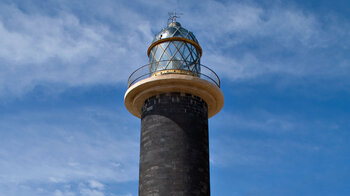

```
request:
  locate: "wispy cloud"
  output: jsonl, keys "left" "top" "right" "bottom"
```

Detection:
{"left": 0, "top": 0, "right": 349, "bottom": 96}
{"left": 0, "top": 2, "right": 152, "bottom": 97}
{"left": 88, "top": 180, "right": 104, "bottom": 190}
{"left": 210, "top": 109, "right": 348, "bottom": 168}
{"left": 182, "top": 1, "right": 350, "bottom": 81}
{"left": 0, "top": 105, "right": 139, "bottom": 195}
{"left": 79, "top": 181, "right": 105, "bottom": 196}
{"left": 54, "top": 189, "right": 76, "bottom": 196}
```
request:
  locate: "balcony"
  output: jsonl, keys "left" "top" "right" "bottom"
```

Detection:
{"left": 127, "top": 60, "right": 221, "bottom": 88}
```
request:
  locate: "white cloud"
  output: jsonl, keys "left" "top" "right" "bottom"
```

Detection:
{"left": 54, "top": 189, "right": 76, "bottom": 196}
{"left": 0, "top": 106, "right": 139, "bottom": 185}
{"left": 80, "top": 188, "right": 105, "bottom": 196}
{"left": 112, "top": 194, "right": 133, "bottom": 196}
{"left": 0, "top": 0, "right": 348, "bottom": 96}
{"left": 79, "top": 182, "right": 105, "bottom": 196}
{"left": 0, "top": 3, "right": 152, "bottom": 97}
{"left": 53, "top": 181, "right": 107, "bottom": 196}
{"left": 209, "top": 109, "right": 342, "bottom": 168}
{"left": 183, "top": 1, "right": 320, "bottom": 46}
{"left": 180, "top": 1, "right": 350, "bottom": 81}
{"left": 0, "top": 11, "right": 102, "bottom": 64}
{"left": 212, "top": 110, "right": 299, "bottom": 135}
{"left": 88, "top": 180, "right": 104, "bottom": 190}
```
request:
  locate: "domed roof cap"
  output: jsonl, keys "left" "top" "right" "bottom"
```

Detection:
{"left": 152, "top": 21, "right": 199, "bottom": 44}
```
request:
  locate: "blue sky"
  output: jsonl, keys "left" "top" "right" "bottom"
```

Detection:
{"left": 0, "top": 0, "right": 349, "bottom": 195}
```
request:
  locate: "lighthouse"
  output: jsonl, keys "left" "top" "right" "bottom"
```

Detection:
{"left": 124, "top": 15, "right": 224, "bottom": 196}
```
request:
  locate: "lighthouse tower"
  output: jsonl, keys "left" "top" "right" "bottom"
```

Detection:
{"left": 124, "top": 16, "right": 224, "bottom": 196}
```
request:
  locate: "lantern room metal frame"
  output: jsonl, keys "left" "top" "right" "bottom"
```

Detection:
{"left": 148, "top": 21, "right": 202, "bottom": 75}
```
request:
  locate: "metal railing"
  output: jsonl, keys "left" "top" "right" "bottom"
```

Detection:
{"left": 127, "top": 61, "right": 221, "bottom": 88}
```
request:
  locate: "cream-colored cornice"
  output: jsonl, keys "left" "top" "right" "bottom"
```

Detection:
{"left": 124, "top": 74, "right": 224, "bottom": 119}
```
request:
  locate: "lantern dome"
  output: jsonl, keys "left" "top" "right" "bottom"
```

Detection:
{"left": 151, "top": 22, "right": 199, "bottom": 43}
{"left": 147, "top": 21, "right": 202, "bottom": 75}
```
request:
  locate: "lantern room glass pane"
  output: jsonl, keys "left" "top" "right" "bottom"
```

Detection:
{"left": 149, "top": 41, "right": 200, "bottom": 74}
{"left": 167, "top": 43, "right": 177, "bottom": 58}
{"left": 153, "top": 48, "right": 162, "bottom": 62}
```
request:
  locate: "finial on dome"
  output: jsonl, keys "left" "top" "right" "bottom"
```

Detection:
{"left": 168, "top": 11, "right": 183, "bottom": 25}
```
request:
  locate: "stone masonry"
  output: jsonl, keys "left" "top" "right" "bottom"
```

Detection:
{"left": 140, "top": 92, "right": 210, "bottom": 196}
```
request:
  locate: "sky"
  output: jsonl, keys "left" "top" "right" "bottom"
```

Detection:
{"left": 0, "top": 0, "right": 349, "bottom": 195}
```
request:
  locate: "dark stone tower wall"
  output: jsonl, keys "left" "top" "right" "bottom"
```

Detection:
{"left": 140, "top": 92, "right": 210, "bottom": 196}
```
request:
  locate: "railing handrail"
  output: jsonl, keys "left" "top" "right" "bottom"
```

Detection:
{"left": 127, "top": 60, "right": 221, "bottom": 88}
